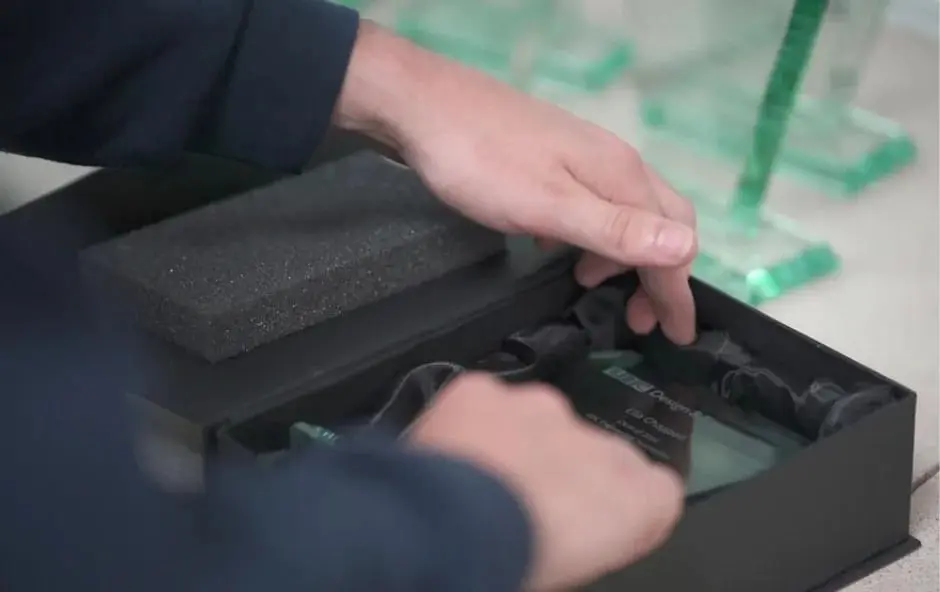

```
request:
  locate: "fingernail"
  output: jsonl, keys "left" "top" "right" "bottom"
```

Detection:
{"left": 655, "top": 224, "right": 695, "bottom": 263}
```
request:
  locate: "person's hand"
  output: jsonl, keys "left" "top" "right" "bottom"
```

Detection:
{"left": 336, "top": 22, "right": 698, "bottom": 344}
{"left": 409, "top": 373, "right": 684, "bottom": 591}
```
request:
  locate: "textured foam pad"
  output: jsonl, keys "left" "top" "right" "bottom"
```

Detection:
{"left": 81, "top": 153, "right": 506, "bottom": 362}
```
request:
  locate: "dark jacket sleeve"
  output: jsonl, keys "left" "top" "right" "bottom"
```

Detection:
{"left": 0, "top": 0, "right": 534, "bottom": 585}
{"left": 0, "top": 221, "right": 532, "bottom": 591}
{"left": 0, "top": 0, "right": 357, "bottom": 171}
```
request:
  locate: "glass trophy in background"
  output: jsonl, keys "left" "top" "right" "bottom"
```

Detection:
{"left": 781, "top": 0, "right": 917, "bottom": 194}
{"left": 393, "top": 0, "right": 632, "bottom": 94}
{"left": 635, "top": 0, "right": 915, "bottom": 196}
{"left": 524, "top": 0, "right": 633, "bottom": 96}
{"left": 629, "top": 0, "right": 840, "bottom": 305}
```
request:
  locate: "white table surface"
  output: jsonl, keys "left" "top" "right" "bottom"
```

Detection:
{"left": 1, "top": 19, "right": 937, "bottom": 592}
{"left": 847, "top": 473, "right": 939, "bottom": 592}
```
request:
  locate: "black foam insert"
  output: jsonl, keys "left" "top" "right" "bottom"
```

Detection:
{"left": 80, "top": 153, "right": 506, "bottom": 362}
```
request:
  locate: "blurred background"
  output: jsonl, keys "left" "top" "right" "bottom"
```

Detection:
{"left": 1, "top": 0, "right": 937, "bottom": 589}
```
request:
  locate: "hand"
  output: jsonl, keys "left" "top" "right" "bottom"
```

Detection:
{"left": 336, "top": 22, "right": 698, "bottom": 344}
{"left": 409, "top": 373, "right": 684, "bottom": 591}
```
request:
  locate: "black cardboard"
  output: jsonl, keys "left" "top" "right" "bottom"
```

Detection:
{"left": 3, "top": 145, "right": 919, "bottom": 592}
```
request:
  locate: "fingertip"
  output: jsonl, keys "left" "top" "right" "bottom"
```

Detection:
{"left": 654, "top": 223, "right": 697, "bottom": 266}
{"left": 626, "top": 292, "right": 657, "bottom": 335}
{"left": 662, "top": 321, "right": 697, "bottom": 346}
{"left": 644, "top": 465, "right": 685, "bottom": 544}
{"left": 660, "top": 298, "right": 697, "bottom": 345}
{"left": 647, "top": 276, "right": 697, "bottom": 345}
{"left": 574, "top": 255, "right": 601, "bottom": 288}
{"left": 651, "top": 464, "right": 685, "bottom": 520}
{"left": 621, "top": 463, "right": 684, "bottom": 560}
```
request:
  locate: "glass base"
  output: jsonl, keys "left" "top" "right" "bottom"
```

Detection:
{"left": 394, "top": 3, "right": 630, "bottom": 91}
{"left": 690, "top": 194, "right": 840, "bottom": 305}
{"left": 532, "top": 20, "right": 632, "bottom": 92}
{"left": 640, "top": 82, "right": 916, "bottom": 196}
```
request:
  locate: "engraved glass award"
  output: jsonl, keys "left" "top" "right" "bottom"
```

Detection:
{"left": 549, "top": 350, "right": 808, "bottom": 498}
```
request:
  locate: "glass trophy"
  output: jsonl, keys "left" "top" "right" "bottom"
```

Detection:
{"left": 630, "top": 0, "right": 840, "bottom": 304}
{"left": 526, "top": 0, "right": 633, "bottom": 95}
{"left": 549, "top": 350, "right": 809, "bottom": 499}
{"left": 393, "top": 0, "right": 631, "bottom": 93}
{"left": 634, "top": 0, "right": 915, "bottom": 196}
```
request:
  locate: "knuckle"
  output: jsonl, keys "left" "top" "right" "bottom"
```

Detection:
{"left": 519, "top": 175, "right": 573, "bottom": 235}
{"left": 620, "top": 143, "right": 643, "bottom": 170}
{"left": 603, "top": 208, "right": 646, "bottom": 256}
{"left": 602, "top": 132, "right": 641, "bottom": 168}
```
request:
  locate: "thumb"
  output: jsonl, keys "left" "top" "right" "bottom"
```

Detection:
{"left": 547, "top": 190, "right": 697, "bottom": 267}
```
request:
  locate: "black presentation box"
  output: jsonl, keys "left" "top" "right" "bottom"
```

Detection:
{"left": 2, "top": 142, "right": 919, "bottom": 592}
{"left": 211, "top": 252, "right": 920, "bottom": 592}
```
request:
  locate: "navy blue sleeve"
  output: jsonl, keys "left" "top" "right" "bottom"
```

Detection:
{"left": 0, "top": 222, "right": 532, "bottom": 591}
{"left": 0, "top": 0, "right": 358, "bottom": 171}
